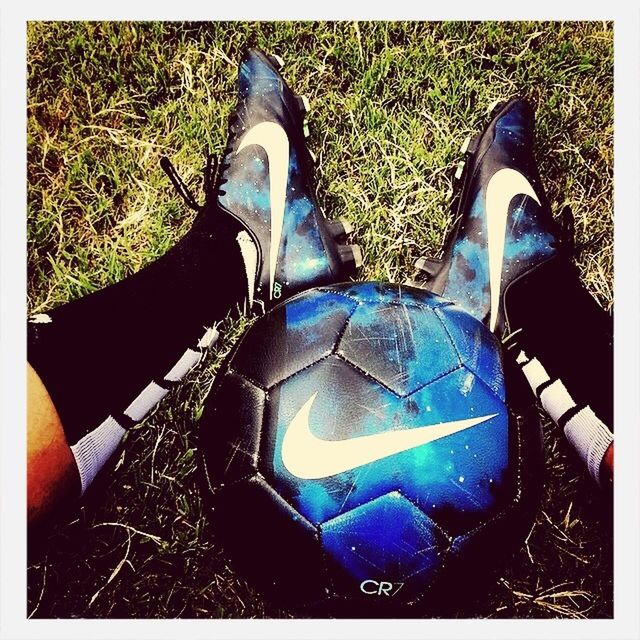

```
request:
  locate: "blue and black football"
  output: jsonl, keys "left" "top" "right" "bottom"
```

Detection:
{"left": 199, "top": 282, "right": 542, "bottom": 612}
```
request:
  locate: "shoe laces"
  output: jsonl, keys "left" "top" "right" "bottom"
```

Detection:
{"left": 216, "top": 112, "right": 241, "bottom": 198}
{"left": 160, "top": 153, "right": 219, "bottom": 213}
{"left": 550, "top": 204, "right": 576, "bottom": 256}
{"left": 160, "top": 108, "right": 245, "bottom": 212}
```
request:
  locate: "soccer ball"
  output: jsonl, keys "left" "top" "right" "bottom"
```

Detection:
{"left": 199, "top": 282, "right": 542, "bottom": 612}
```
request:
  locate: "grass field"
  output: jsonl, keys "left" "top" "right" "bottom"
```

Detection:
{"left": 27, "top": 21, "right": 613, "bottom": 618}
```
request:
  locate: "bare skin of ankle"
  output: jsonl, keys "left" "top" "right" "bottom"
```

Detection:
{"left": 27, "top": 364, "right": 79, "bottom": 527}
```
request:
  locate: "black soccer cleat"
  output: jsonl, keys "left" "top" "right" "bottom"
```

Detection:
{"left": 413, "top": 97, "right": 613, "bottom": 486}
{"left": 214, "top": 49, "right": 362, "bottom": 314}
{"left": 412, "top": 97, "right": 565, "bottom": 335}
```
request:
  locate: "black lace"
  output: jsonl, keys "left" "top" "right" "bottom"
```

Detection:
{"left": 547, "top": 204, "right": 576, "bottom": 257}
{"left": 216, "top": 113, "right": 240, "bottom": 198}
{"left": 160, "top": 153, "right": 218, "bottom": 213}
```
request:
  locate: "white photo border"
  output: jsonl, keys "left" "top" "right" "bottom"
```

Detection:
{"left": 2, "top": 3, "right": 638, "bottom": 639}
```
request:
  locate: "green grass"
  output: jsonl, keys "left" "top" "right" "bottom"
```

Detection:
{"left": 27, "top": 21, "right": 613, "bottom": 618}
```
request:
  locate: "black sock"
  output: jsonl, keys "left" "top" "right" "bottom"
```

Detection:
{"left": 505, "top": 257, "right": 613, "bottom": 426}
{"left": 504, "top": 256, "right": 613, "bottom": 484}
{"left": 28, "top": 207, "right": 246, "bottom": 450}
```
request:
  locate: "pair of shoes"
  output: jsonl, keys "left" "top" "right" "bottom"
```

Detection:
{"left": 194, "top": 48, "right": 611, "bottom": 608}
{"left": 203, "top": 49, "right": 568, "bottom": 334}
{"left": 207, "top": 48, "right": 612, "bottom": 485}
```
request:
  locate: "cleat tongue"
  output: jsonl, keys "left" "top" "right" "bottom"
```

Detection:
{"left": 338, "top": 244, "right": 363, "bottom": 272}
{"left": 268, "top": 53, "right": 285, "bottom": 70}
{"left": 296, "top": 95, "right": 311, "bottom": 114}
{"left": 327, "top": 218, "right": 354, "bottom": 240}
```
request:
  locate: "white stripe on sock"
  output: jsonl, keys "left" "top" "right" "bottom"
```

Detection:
{"left": 70, "top": 327, "right": 217, "bottom": 496}
{"left": 164, "top": 348, "right": 201, "bottom": 382}
{"left": 540, "top": 379, "right": 576, "bottom": 423}
{"left": 198, "top": 326, "right": 219, "bottom": 349}
{"left": 70, "top": 416, "right": 126, "bottom": 496}
{"left": 123, "top": 381, "right": 169, "bottom": 422}
{"left": 516, "top": 350, "right": 612, "bottom": 485}
{"left": 521, "top": 357, "right": 550, "bottom": 392}
{"left": 564, "top": 406, "right": 613, "bottom": 486}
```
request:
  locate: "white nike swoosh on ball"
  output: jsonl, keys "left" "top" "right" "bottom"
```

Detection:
{"left": 237, "top": 121, "right": 289, "bottom": 300}
{"left": 485, "top": 168, "right": 540, "bottom": 332}
{"left": 281, "top": 392, "right": 497, "bottom": 480}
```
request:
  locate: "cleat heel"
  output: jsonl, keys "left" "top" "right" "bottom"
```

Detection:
{"left": 460, "top": 134, "right": 479, "bottom": 156}
{"left": 404, "top": 278, "right": 429, "bottom": 290}
{"left": 487, "top": 99, "right": 505, "bottom": 117}
{"left": 465, "top": 134, "right": 480, "bottom": 156}
{"left": 414, "top": 256, "right": 442, "bottom": 279}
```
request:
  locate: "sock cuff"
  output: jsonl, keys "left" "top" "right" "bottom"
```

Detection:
{"left": 563, "top": 406, "right": 613, "bottom": 486}
{"left": 70, "top": 416, "right": 126, "bottom": 495}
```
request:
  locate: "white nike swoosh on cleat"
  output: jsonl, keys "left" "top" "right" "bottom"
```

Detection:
{"left": 485, "top": 168, "right": 540, "bottom": 331}
{"left": 281, "top": 392, "right": 497, "bottom": 480}
{"left": 236, "top": 230, "right": 258, "bottom": 310}
{"left": 237, "top": 121, "right": 289, "bottom": 300}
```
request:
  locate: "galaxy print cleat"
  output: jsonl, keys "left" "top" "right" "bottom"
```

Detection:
{"left": 413, "top": 97, "right": 566, "bottom": 335}
{"left": 215, "top": 49, "right": 362, "bottom": 314}
{"left": 413, "top": 98, "right": 613, "bottom": 487}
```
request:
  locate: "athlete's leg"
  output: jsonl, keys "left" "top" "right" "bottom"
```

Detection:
{"left": 411, "top": 98, "right": 613, "bottom": 488}
{"left": 27, "top": 49, "right": 360, "bottom": 524}
{"left": 27, "top": 213, "right": 247, "bottom": 510}
{"left": 27, "top": 364, "right": 79, "bottom": 525}
{"left": 504, "top": 256, "right": 614, "bottom": 489}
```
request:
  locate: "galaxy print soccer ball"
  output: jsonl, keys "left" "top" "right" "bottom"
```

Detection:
{"left": 199, "top": 282, "right": 542, "bottom": 611}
